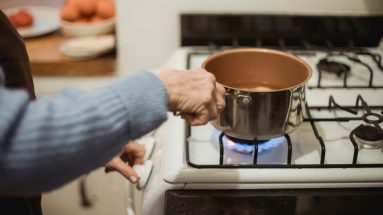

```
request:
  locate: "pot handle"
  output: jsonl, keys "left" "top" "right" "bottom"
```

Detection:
{"left": 173, "top": 94, "right": 252, "bottom": 116}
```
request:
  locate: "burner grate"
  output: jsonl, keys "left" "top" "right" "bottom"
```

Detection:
{"left": 185, "top": 95, "right": 383, "bottom": 169}
{"left": 313, "top": 51, "right": 383, "bottom": 89}
{"left": 187, "top": 50, "right": 383, "bottom": 89}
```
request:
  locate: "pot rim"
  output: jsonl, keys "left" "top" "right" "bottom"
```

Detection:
{"left": 201, "top": 48, "right": 313, "bottom": 93}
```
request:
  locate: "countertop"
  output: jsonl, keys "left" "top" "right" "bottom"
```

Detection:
{"left": 25, "top": 32, "right": 116, "bottom": 77}
{"left": 24, "top": 32, "right": 120, "bottom": 96}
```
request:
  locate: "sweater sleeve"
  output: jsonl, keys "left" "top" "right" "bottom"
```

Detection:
{"left": 0, "top": 71, "right": 168, "bottom": 196}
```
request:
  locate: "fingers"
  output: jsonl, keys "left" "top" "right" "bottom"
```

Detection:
{"left": 181, "top": 113, "right": 208, "bottom": 126}
{"left": 123, "top": 141, "right": 145, "bottom": 165}
{"left": 208, "top": 85, "right": 219, "bottom": 122}
{"left": 178, "top": 69, "right": 226, "bottom": 126}
{"left": 189, "top": 71, "right": 226, "bottom": 125}
{"left": 157, "top": 67, "right": 226, "bottom": 126}
{"left": 105, "top": 157, "right": 140, "bottom": 184}
{"left": 216, "top": 82, "right": 226, "bottom": 112}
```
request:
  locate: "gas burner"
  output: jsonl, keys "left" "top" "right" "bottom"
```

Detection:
{"left": 352, "top": 125, "right": 383, "bottom": 149}
{"left": 317, "top": 58, "right": 350, "bottom": 77}
{"left": 212, "top": 129, "right": 285, "bottom": 154}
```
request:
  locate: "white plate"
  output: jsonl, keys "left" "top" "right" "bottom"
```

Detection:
{"left": 60, "top": 35, "right": 115, "bottom": 59}
{"left": 60, "top": 17, "right": 115, "bottom": 37}
{"left": 3, "top": 6, "right": 60, "bottom": 38}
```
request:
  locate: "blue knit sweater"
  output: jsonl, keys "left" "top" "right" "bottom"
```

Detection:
{"left": 0, "top": 70, "right": 168, "bottom": 195}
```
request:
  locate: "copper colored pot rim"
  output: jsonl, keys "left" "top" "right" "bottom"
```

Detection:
{"left": 202, "top": 48, "right": 313, "bottom": 92}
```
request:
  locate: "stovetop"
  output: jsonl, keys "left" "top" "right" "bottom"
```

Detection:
{"left": 136, "top": 13, "right": 383, "bottom": 215}
{"left": 158, "top": 46, "right": 383, "bottom": 187}
{"left": 185, "top": 48, "right": 383, "bottom": 168}
{"left": 158, "top": 14, "right": 383, "bottom": 187}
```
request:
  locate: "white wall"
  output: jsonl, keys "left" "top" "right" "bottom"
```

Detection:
{"left": 115, "top": 0, "right": 383, "bottom": 74}
{"left": 115, "top": 0, "right": 178, "bottom": 74}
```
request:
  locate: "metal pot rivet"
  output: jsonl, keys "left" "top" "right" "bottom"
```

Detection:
{"left": 242, "top": 97, "right": 251, "bottom": 105}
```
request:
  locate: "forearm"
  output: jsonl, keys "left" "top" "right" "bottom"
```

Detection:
{"left": 0, "top": 71, "right": 167, "bottom": 195}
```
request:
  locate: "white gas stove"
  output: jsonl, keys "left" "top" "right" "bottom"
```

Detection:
{"left": 164, "top": 46, "right": 383, "bottom": 177}
{"left": 119, "top": 3, "right": 383, "bottom": 215}
{"left": 131, "top": 48, "right": 383, "bottom": 214}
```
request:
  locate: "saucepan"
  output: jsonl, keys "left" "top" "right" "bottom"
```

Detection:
{"left": 202, "top": 48, "right": 312, "bottom": 140}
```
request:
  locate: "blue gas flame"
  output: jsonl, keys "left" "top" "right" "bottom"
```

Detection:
{"left": 212, "top": 129, "right": 285, "bottom": 154}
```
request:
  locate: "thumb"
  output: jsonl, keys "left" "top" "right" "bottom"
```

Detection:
{"left": 105, "top": 158, "right": 140, "bottom": 184}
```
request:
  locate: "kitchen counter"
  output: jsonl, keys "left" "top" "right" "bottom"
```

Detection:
{"left": 24, "top": 32, "right": 120, "bottom": 96}
{"left": 25, "top": 32, "right": 116, "bottom": 77}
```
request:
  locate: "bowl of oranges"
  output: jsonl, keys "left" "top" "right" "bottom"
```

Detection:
{"left": 60, "top": 0, "right": 115, "bottom": 36}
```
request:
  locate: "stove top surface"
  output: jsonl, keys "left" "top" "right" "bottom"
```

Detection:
{"left": 160, "top": 46, "right": 383, "bottom": 187}
{"left": 187, "top": 47, "right": 383, "bottom": 164}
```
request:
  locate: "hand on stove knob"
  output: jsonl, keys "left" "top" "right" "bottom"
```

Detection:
{"left": 155, "top": 68, "right": 225, "bottom": 125}
{"left": 104, "top": 141, "right": 145, "bottom": 184}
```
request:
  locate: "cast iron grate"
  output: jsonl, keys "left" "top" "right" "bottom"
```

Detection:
{"left": 185, "top": 95, "right": 383, "bottom": 169}
{"left": 187, "top": 49, "right": 383, "bottom": 89}
{"left": 313, "top": 51, "right": 383, "bottom": 89}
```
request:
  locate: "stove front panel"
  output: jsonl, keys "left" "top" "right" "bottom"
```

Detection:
{"left": 165, "top": 188, "right": 383, "bottom": 215}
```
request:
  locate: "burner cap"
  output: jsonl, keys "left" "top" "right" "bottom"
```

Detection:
{"left": 353, "top": 125, "right": 383, "bottom": 142}
{"left": 317, "top": 58, "right": 350, "bottom": 77}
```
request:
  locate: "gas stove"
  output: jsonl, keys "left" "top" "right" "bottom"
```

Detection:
{"left": 130, "top": 13, "right": 383, "bottom": 215}
{"left": 185, "top": 48, "right": 383, "bottom": 169}
{"left": 162, "top": 45, "right": 383, "bottom": 183}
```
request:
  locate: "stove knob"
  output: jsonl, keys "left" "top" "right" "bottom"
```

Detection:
{"left": 133, "top": 160, "right": 153, "bottom": 190}
{"left": 137, "top": 137, "right": 155, "bottom": 160}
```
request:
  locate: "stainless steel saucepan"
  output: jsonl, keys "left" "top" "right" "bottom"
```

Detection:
{"left": 202, "top": 48, "right": 312, "bottom": 140}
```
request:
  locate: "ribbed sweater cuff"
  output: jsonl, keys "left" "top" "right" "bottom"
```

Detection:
{"left": 109, "top": 71, "right": 168, "bottom": 138}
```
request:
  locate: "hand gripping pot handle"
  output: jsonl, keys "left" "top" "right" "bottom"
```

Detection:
{"left": 172, "top": 93, "right": 252, "bottom": 117}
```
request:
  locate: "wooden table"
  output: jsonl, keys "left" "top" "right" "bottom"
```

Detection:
{"left": 2, "top": 0, "right": 116, "bottom": 77}
{"left": 25, "top": 32, "right": 116, "bottom": 76}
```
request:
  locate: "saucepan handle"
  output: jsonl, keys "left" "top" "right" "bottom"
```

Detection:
{"left": 173, "top": 93, "right": 252, "bottom": 117}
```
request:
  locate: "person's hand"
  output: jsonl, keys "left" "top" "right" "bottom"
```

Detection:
{"left": 155, "top": 68, "right": 225, "bottom": 125}
{"left": 105, "top": 141, "right": 145, "bottom": 184}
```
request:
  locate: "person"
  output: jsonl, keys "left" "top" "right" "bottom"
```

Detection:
{"left": 0, "top": 10, "right": 225, "bottom": 214}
